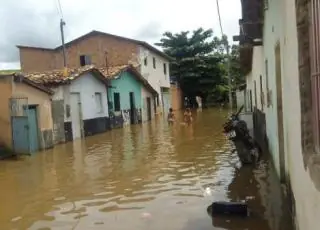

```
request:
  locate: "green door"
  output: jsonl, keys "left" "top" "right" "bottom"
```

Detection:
{"left": 12, "top": 117, "right": 29, "bottom": 154}
{"left": 28, "top": 106, "right": 39, "bottom": 153}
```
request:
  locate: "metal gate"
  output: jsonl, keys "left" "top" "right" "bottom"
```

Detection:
{"left": 10, "top": 97, "right": 30, "bottom": 154}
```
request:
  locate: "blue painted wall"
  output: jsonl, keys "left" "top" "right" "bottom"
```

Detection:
{"left": 108, "top": 71, "right": 142, "bottom": 111}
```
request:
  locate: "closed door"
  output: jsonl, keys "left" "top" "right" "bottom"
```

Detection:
{"left": 146, "top": 97, "right": 152, "bottom": 121}
{"left": 129, "top": 92, "right": 135, "bottom": 124}
{"left": 28, "top": 107, "right": 40, "bottom": 153}
{"left": 12, "top": 117, "right": 29, "bottom": 154}
{"left": 70, "top": 93, "right": 82, "bottom": 140}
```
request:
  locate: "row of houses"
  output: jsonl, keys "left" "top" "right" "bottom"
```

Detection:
{"left": 0, "top": 30, "right": 183, "bottom": 156}
{"left": 235, "top": 0, "right": 320, "bottom": 229}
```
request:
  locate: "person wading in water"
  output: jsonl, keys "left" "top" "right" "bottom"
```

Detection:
{"left": 183, "top": 108, "right": 193, "bottom": 125}
{"left": 167, "top": 108, "right": 175, "bottom": 124}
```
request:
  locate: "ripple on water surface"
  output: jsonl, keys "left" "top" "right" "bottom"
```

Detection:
{"left": 0, "top": 109, "right": 293, "bottom": 230}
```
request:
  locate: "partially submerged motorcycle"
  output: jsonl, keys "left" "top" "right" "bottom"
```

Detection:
{"left": 223, "top": 106, "right": 261, "bottom": 164}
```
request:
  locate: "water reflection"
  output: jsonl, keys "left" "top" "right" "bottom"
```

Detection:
{"left": 0, "top": 109, "right": 292, "bottom": 230}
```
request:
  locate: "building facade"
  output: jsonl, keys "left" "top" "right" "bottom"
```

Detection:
{"left": 236, "top": 0, "right": 320, "bottom": 229}
{"left": 17, "top": 30, "right": 171, "bottom": 114}
{"left": 0, "top": 74, "right": 54, "bottom": 154}
{"left": 24, "top": 66, "right": 110, "bottom": 143}
{"left": 107, "top": 65, "right": 157, "bottom": 126}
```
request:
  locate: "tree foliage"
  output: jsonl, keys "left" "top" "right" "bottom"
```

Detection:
{"left": 156, "top": 28, "right": 243, "bottom": 107}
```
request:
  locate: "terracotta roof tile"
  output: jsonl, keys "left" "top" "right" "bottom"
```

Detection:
{"left": 21, "top": 64, "right": 157, "bottom": 95}
{"left": 23, "top": 64, "right": 140, "bottom": 85}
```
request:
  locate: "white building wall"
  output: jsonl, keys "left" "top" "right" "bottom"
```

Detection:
{"left": 262, "top": 0, "right": 284, "bottom": 177}
{"left": 51, "top": 73, "right": 109, "bottom": 123}
{"left": 246, "top": 0, "right": 320, "bottom": 229}
{"left": 69, "top": 72, "right": 109, "bottom": 120}
{"left": 236, "top": 90, "right": 245, "bottom": 109}
{"left": 280, "top": 1, "right": 320, "bottom": 230}
{"left": 139, "top": 46, "right": 171, "bottom": 110}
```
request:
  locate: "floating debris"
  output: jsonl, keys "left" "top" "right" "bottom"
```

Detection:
{"left": 11, "top": 216, "right": 22, "bottom": 222}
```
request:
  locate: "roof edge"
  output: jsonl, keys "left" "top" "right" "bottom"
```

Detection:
{"left": 16, "top": 45, "right": 54, "bottom": 51}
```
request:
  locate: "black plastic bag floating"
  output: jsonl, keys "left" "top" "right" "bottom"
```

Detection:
{"left": 208, "top": 201, "right": 249, "bottom": 217}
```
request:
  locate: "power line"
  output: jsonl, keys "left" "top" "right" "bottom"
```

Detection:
{"left": 57, "top": 0, "right": 64, "bottom": 18}
{"left": 216, "top": 0, "right": 224, "bottom": 36}
{"left": 215, "top": 0, "right": 233, "bottom": 110}
{"left": 54, "top": 0, "right": 64, "bottom": 19}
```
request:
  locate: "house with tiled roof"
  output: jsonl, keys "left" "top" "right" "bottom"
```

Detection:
{"left": 23, "top": 64, "right": 158, "bottom": 143}
{"left": 0, "top": 73, "right": 54, "bottom": 155}
{"left": 17, "top": 30, "right": 172, "bottom": 115}
{"left": 24, "top": 65, "right": 111, "bottom": 143}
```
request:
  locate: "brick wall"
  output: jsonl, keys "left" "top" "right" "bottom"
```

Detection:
{"left": 19, "top": 34, "right": 140, "bottom": 72}
{"left": 19, "top": 48, "right": 56, "bottom": 72}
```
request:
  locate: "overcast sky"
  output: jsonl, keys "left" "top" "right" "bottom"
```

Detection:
{"left": 0, "top": 0, "right": 241, "bottom": 70}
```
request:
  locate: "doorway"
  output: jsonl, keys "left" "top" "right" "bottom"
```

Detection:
{"left": 129, "top": 92, "right": 136, "bottom": 124}
{"left": 70, "top": 93, "right": 82, "bottom": 140}
{"left": 27, "top": 105, "right": 40, "bottom": 153}
{"left": 10, "top": 97, "right": 29, "bottom": 154}
{"left": 275, "top": 43, "right": 286, "bottom": 182}
{"left": 146, "top": 97, "right": 152, "bottom": 121}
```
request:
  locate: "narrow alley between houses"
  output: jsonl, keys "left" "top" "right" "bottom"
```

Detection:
{"left": 0, "top": 109, "right": 292, "bottom": 230}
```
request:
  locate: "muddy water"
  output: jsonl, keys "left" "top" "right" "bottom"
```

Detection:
{"left": 0, "top": 109, "right": 292, "bottom": 230}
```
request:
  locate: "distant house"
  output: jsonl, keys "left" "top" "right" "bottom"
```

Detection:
{"left": 17, "top": 30, "right": 172, "bottom": 114}
{"left": 103, "top": 65, "right": 158, "bottom": 127}
{"left": 24, "top": 66, "right": 110, "bottom": 143}
{"left": 0, "top": 74, "right": 54, "bottom": 155}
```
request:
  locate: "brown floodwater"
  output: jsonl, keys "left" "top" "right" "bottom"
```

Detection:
{"left": 0, "top": 109, "right": 293, "bottom": 230}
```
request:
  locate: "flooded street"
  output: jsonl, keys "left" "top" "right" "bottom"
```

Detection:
{"left": 0, "top": 109, "right": 292, "bottom": 230}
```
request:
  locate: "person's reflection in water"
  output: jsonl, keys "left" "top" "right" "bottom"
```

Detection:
{"left": 185, "top": 122, "right": 194, "bottom": 141}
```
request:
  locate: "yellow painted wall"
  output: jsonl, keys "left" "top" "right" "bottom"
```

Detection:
{"left": 0, "top": 77, "right": 13, "bottom": 147}
{"left": 13, "top": 83, "right": 53, "bottom": 131}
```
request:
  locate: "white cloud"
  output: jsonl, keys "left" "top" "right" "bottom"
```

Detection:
{"left": 0, "top": 0, "right": 241, "bottom": 70}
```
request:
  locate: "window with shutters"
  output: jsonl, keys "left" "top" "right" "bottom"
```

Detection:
{"left": 80, "top": 55, "right": 91, "bottom": 66}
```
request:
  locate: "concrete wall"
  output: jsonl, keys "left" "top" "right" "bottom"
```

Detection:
{"left": 141, "top": 86, "right": 155, "bottom": 122}
{"left": 0, "top": 76, "right": 54, "bottom": 150}
{"left": 283, "top": 0, "right": 320, "bottom": 230}
{"left": 69, "top": 72, "right": 109, "bottom": 120}
{"left": 109, "top": 71, "right": 142, "bottom": 125}
{"left": 13, "top": 82, "right": 54, "bottom": 149}
{"left": 262, "top": 0, "right": 284, "bottom": 177}
{"left": 52, "top": 73, "right": 109, "bottom": 122}
{"left": 139, "top": 46, "right": 171, "bottom": 112}
{"left": 109, "top": 72, "right": 142, "bottom": 110}
{"left": 244, "top": 0, "right": 320, "bottom": 229}
{"left": 236, "top": 90, "right": 245, "bottom": 109}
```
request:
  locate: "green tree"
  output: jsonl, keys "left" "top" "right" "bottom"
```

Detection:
{"left": 156, "top": 28, "right": 233, "bottom": 106}
{"left": 230, "top": 44, "right": 245, "bottom": 87}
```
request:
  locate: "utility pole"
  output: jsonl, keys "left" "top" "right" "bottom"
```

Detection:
{"left": 226, "top": 39, "right": 233, "bottom": 110}
{"left": 60, "top": 18, "right": 67, "bottom": 68}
